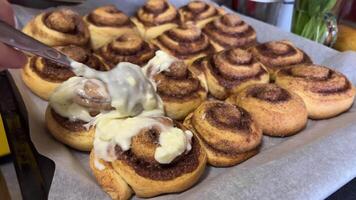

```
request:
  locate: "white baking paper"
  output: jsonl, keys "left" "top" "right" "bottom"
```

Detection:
{"left": 7, "top": 1, "right": 356, "bottom": 199}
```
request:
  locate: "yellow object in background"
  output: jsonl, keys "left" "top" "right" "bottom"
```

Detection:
{"left": 0, "top": 115, "right": 10, "bottom": 157}
{"left": 334, "top": 24, "right": 356, "bottom": 51}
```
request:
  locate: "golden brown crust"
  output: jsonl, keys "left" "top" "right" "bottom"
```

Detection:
{"left": 89, "top": 152, "right": 133, "bottom": 200}
{"left": 23, "top": 9, "right": 90, "bottom": 47}
{"left": 146, "top": 60, "right": 207, "bottom": 119}
{"left": 45, "top": 106, "right": 94, "bottom": 151}
{"left": 226, "top": 83, "right": 308, "bottom": 137}
{"left": 203, "top": 13, "right": 257, "bottom": 51}
{"left": 251, "top": 40, "right": 312, "bottom": 77}
{"left": 179, "top": 1, "right": 224, "bottom": 28}
{"left": 131, "top": 0, "right": 179, "bottom": 40}
{"left": 97, "top": 33, "right": 156, "bottom": 67}
{"left": 152, "top": 22, "right": 214, "bottom": 65}
{"left": 275, "top": 64, "right": 356, "bottom": 119}
{"left": 84, "top": 5, "right": 139, "bottom": 49}
{"left": 21, "top": 45, "right": 109, "bottom": 100}
{"left": 190, "top": 48, "right": 269, "bottom": 99}
{"left": 183, "top": 101, "right": 262, "bottom": 167}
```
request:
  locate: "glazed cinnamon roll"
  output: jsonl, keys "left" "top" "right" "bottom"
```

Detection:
{"left": 131, "top": 0, "right": 179, "bottom": 40}
{"left": 190, "top": 48, "right": 269, "bottom": 100}
{"left": 203, "top": 13, "right": 257, "bottom": 52}
{"left": 251, "top": 40, "right": 312, "bottom": 77}
{"left": 143, "top": 51, "right": 207, "bottom": 120}
{"left": 22, "top": 45, "right": 109, "bottom": 100}
{"left": 84, "top": 5, "right": 139, "bottom": 49}
{"left": 179, "top": 0, "right": 224, "bottom": 28}
{"left": 90, "top": 116, "right": 207, "bottom": 199}
{"left": 97, "top": 33, "right": 156, "bottom": 67}
{"left": 183, "top": 101, "right": 262, "bottom": 167}
{"left": 46, "top": 77, "right": 112, "bottom": 151}
{"left": 227, "top": 84, "right": 308, "bottom": 137}
{"left": 23, "top": 9, "right": 90, "bottom": 47}
{"left": 275, "top": 64, "right": 356, "bottom": 119}
{"left": 152, "top": 22, "right": 214, "bottom": 65}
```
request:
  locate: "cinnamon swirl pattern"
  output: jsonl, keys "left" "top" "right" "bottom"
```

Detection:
{"left": 84, "top": 5, "right": 139, "bottom": 49}
{"left": 22, "top": 45, "right": 109, "bottom": 100}
{"left": 152, "top": 23, "right": 214, "bottom": 65}
{"left": 203, "top": 13, "right": 257, "bottom": 51}
{"left": 97, "top": 33, "right": 156, "bottom": 67}
{"left": 276, "top": 64, "right": 356, "bottom": 119}
{"left": 90, "top": 116, "right": 207, "bottom": 199}
{"left": 23, "top": 9, "right": 90, "bottom": 47}
{"left": 190, "top": 48, "right": 269, "bottom": 99}
{"left": 183, "top": 101, "right": 262, "bottom": 167}
{"left": 179, "top": 1, "right": 224, "bottom": 28}
{"left": 131, "top": 0, "right": 179, "bottom": 40}
{"left": 227, "top": 84, "right": 308, "bottom": 136}
{"left": 251, "top": 40, "right": 312, "bottom": 77}
{"left": 144, "top": 52, "right": 207, "bottom": 120}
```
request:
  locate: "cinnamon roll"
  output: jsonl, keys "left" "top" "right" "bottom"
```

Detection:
{"left": 90, "top": 116, "right": 207, "bottom": 199}
{"left": 131, "top": 0, "right": 179, "bottom": 40}
{"left": 23, "top": 9, "right": 90, "bottom": 47}
{"left": 251, "top": 40, "right": 312, "bottom": 77}
{"left": 275, "top": 64, "right": 356, "bottom": 119}
{"left": 203, "top": 13, "right": 257, "bottom": 52}
{"left": 46, "top": 77, "right": 112, "bottom": 151}
{"left": 84, "top": 5, "right": 139, "bottom": 49}
{"left": 151, "top": 22, "right": 214, "bottom": 65}
{"left": 183, "top": 101, "right": 262, "bottom": 167}
{"left": 179, "top": 1, "right": 224, "bottom": 28}
{"left": 96, "top": 33, "right": 156, "bottom": 67}
{"left": 227, "top": 84, "right": 308, "bottom": 137}
{"left": 22, "top": 45, "right": 109, "bottom": 100}
{"left": 190, "top": 48, "right": 269, "bottom": 100}
{"left": 143, "top": 51, "right": 207, "bottom": 120}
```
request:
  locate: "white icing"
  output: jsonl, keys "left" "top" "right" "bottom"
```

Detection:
{"left": 49, "top": 77, "right": 101, "bottom": 122}
{"left": 94, "top": 114, "right": 192, "bottom": 164}
{"left": 94, "top": 156, "right": 106, "bottom": 171}
{"left": 142, "top": 50, "right": 176, "bottom": 84}
{"left": 71, "top": 61, "right": 160, "bottom": 116}
{"left": 49, "top": 52, "right": 192, "bottom": 164}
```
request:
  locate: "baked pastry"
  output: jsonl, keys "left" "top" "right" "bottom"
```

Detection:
{"left": 190, "top": 48, "right": 269, "bottom": 99}
{"left": 96, "top": 33, "right": 156, "bottom": 67}
{"left": 203, "top": 13, "right": 257, "bottom": 52}
{"left": 178, "top": 0, "right": 224, "bottom": 28}
{"left": 251, "top": 40, "right": 312, "bottom": 78}
{"left": 22, "top": 45, "right": 109, "bottom": 100}
{"left": 275, "top": 64, "right": 356, "bottom": 119}
{"left": 151, "top": 22, "right": 214, "bottom": 65}
{"left": 84, "top": 5, "right": 139, "bottom": 49}
{"left": 23, "top": 9, "right": 90, "bottom": 47}
{"left": 226, "top": 83, "right": 308, "bottom": 137}
{"left": 143, "top": 51, "right": 207, "bottom": 120}
{"left": 183, "top": 100, "right": 262, "bottom": 167}
{"left": 90, "top": 116, "right": 207, "bottom": 199}
{"left": 46, "top": 77, "right": 112, "bottom": 151}
{"left": 131, "top": 0, "right": 179, "bottom": 40}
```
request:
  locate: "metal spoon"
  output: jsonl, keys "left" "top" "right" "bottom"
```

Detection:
{"left": 0, "top": 19, "right": 72, "bottom": 67}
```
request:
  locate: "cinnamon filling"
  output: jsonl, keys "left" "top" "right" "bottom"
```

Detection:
{"left": 206, "top": 102, "right": 252, "bottom": 132}
{"left": 51, "top": 108, "right": 88, "bottom": 132}
{"left": 88, "top": 11, "right": 132, "bottom": 27}
{"left": 142, "top": 1, "right": 169, "bottom": 15}
{"left": 30, "top": 57, "right": 75, "bottom": 82}
{"left": 182, "top": 2, "right": 215, "bottom": 21}
{"left": 204, "top": 56, "right": 266, "bottom": 89}
{"left": 115, "top": 136, "right": 200, "bottom": 180}
{"left": 247, "top": 84, "right": 290, "bottom": 102}
{"left": 44, "top": 10, "right": 83, "bottom": 35}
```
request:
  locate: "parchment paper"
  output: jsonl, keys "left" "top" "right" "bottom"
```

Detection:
{"left": 8, "top": 1, "right": 356, "bottom": 199}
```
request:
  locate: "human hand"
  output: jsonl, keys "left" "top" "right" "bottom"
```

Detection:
{"left": 0, "top": 0, "right": 27, "bottom": 69}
